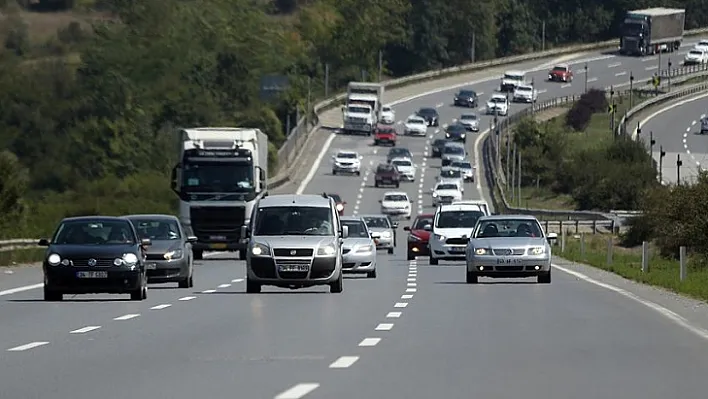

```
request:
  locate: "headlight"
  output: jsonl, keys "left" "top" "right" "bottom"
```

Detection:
{"left": 356, "top": 244, "right": 374, "bottom": 253}
{"left": 317, "top": 245, "right": 336, "bottom": 256}
{"left": 528, "top": 246, "right": 546, "bottom": 255}
{"left": 461, "top": 133, "right": 466, "bottom": 137}
{"left": 548, "top": 74, "right": 552, "bottom": 79}
{"left": 336, "top": 204, "right": 344, "bottom": 211}
{"left": 434, "top": 234, "right": 446, "bottom": 241}
{"left": 164, "top": 249, "right": 183, "bottom": 260}
{"left": 432, "top": 192, "right": 438, "bottom": 197}
{"left": 251, "top": 243, "right": 269, "bottom": 256}
{"left": 123, "top": 253, "right": 138, "bottom": 266}
{"left": 454, "top": 97, "right": 459, "bottom": 101}
{"left": 381, "top": 231, "right": 391, "bottom": 238}
{"left": 408, "top": 234, "right": 421, "bottom": 242}
{"left": 47, "top": 253, "right": 61, "bottom": 266}
{"left": 474, "top": 248, "right": 488, "bottom": 255}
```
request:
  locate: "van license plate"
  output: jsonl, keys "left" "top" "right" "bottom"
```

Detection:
{"left": 210, "top": 243, "right": 227, "bottom": 249}
{"left": 278, "top": 264, "right": 309, "bottom": 272}
{"left": 76, "top": 271, "right": 108, "bottom": 279}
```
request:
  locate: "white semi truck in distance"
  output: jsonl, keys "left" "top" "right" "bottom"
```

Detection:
{"left": 341, "top": 82, "right": 384, "bottom": 135}
{"left": 171, "top": 128, "right": 268, "bottom": 260}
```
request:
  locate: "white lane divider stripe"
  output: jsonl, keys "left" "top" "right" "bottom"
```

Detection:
{"left": 375, "top": 323, "right": 394, "bottom": 331}
{"left": 386, "top": 311, "right": 402, "bottom": 318}
{"left": 394, "top": 302, "right": 408, "bottom": 308}
{"left": 217, "top": 284, "right": 231, "bottom": 288}
{"left": 201, "top": 289, "right": 217, "bottom": 294}
{"left": 151, "top": 304, "right": 172, "bottom": 310}
{"left": 407, "top": 278, "right": 416, "bottom": 282}
{"left": 178, "top": 296, "right": 197, "bottom": 301}
{"left": 0, "top": 283, "right": 44, "bottom": 297}
{"left": 275, "top": 383, "right": 320, "bottom": 399}
{"left": 70, "top": 326, "right": 101, "bottom": 334}
{"left": 358, "top": 337, "right": 381, "bottom": 347}
{"left": 406, "top": 288, "right": 417, "bottom": 292}
{"left": 231, "top": 278, "right": 244, "bottom": 283}
{"left": 401, "top": 294, "right": 414, "bottom": 299}
{"left": 7, "top": 341, "right": 49, "bottom": 351}
{"left": 329, "top": 356, "right": 359, "bottom": 368}
{"left": 114, "top": 314, "right": 140, "bottom": 321}
{"left": 407, "top": 282, "right": 417, "bottom": 287}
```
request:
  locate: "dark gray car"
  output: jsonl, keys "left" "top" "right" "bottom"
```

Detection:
{"left": 124, "top": 214, "right": 197, "bottom": 288}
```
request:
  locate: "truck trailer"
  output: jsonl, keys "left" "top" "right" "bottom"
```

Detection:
{"left": 341, "top": 82, "right": 384, "bottom": 135}
{"left": 171, "top": 128, "right": 268, "bottom": 260}
{"left": 620, "top": 7, "right": 685, "bottom": 56}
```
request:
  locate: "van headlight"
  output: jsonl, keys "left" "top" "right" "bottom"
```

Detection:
{"left": 251, "top": 243, "right": 270, "bottom": 256}
{"left": 317, "top": 245, "right": 336, "bottom": 256}
{"left": 47, "top": 253, "right": 61, "bottom": 266}
{"left": 381, "top": 231, "right": 391, "bottom": 238}
{"left": 474, "top": 248, "right": 488, "bottom": 255}
{"left": 434, "top": 234, "right": 446, "bottom": 241}
{"left": 528, "top": 247, "right": 545, "bottom": 255}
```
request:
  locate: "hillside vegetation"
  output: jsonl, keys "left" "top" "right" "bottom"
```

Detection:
{"left": 1, "top": 0, "right": 708, "bottom": 239}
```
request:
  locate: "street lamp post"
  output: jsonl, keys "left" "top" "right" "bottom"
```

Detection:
{"left": 584, "top": 64, "right": 588, "bottom": 93}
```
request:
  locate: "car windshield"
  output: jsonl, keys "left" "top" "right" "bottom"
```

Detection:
{"left": 443, "top": 146, "right": 464, "bottom": 155}
{"left": 458, "top": 90, "right": 475, "bottom": 96}
{"left": 53, "top": 220, "right": 136, "bottom": 245}
{"left": 517, "top": 86, "right": 532, "bottom": 92}
{"left": 418, "top": 108, "right": 436, "bottom": 115}
{"left": 689, "top": 50, "right": 703, "bottom": 56}
{"left": 490, "top": 97, "right": 506, "bottom": 103}
{"left": 254, "top": 206, "right": 334, "bottom": 236}
{"left": 337, "top": 152, "right": 357, "bottom": 159}
{"left": 384, "top": 194, "right": 408, "bottom": 202}
{"left": 437, "top": 184, "right": 458, "bottom": 190}
{"left": 447, "top": 125, "right": 466, "bottom": 133}
{"left": 382, "top": 107, "right": 392, "bottom": 112}
{"left": 392, "top": 159, "right": 412, "bottom": 167}
{"left": 552, "top": 66, "right": 567, "bottom": 72}
{"left": 389, "top": 149, "right": 410, "bottom": 158}
{"left": 452, "top": 161, "right": 472, "bottom": 169}
{"left": 342, "top": 220, "right": 369, "bottom": 238}
{"left": 413, "top": 217, "right": 433, "bottom": 229}
{"left": 435, "top": 211, "right": 484, "bottom": 228}
{"left": 434, "top": 139, "right": 447, "bottom": 147}
{"left": 376, "top": 128, "right": 395, "bottom": 134}
{"left": 460, "top": 114, "right": 477, "bottom": 120}
{"left": 362, "top": 217, "right": 390, "bottom": 228}
{"left": 503, "top": 73, "right": 523, "bottom": 80}
{"left": 441, "top": 169, "right": 462, "bottom": 178}
{"left": 327, "top": 193, "right": 342, "bottom": 202}
{"left": 377, "top": 165, "right": 395, "bottom": 173}
{"left": 129, "top": 218, "right": 181, "bottom": 241}
{"left": 474, "top": 219, "right": 543, "bottom": 238}
{"left": 408, "top": 119, "right": 424, "bottom": 124}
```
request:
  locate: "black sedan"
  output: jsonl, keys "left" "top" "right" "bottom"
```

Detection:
{"left": 430, "top": 138, "right": 449, "bottom": 158}
{"left": 416, "top": 107, "right": 439, "bottom": 126}
{"left": 39, "top": 216, "right": 151, "bottom": 301}
{"left": 453, "top": 89, "right": 478, "bottom": 107}
{"left": 445, "top": 123, "right": 468, "bottom": 143}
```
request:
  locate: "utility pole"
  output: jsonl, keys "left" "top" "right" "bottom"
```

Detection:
{"left": 668, "top": 58, "right": 673, "bottom": 91}
{"left": 584, "top": 64, "right": 588, "bottom": 93}
{"left": 659, "top": 146, "right": 666, "bottom": 183}
{"left": 470, "top": 32, "right": 476, "bottom": 63}
{"left": 629, "top": 72, "right": 634, "bottom": 108}
{"left": 506, "top": 137, "right": 511, "bottom": 191}
{"left": 378, "top": 50, "right": 383, "bottom": 82}
{"left": 306, "top": 76, "right": 312, "bottom": 127}
{"left": 324, "top": 63, "right": 330, "bottom": 98}
{"left": 531, "top": 77, "right": 536, "bottom": 115}
{"left": 541, "top": 21, "right": 546, "bottom": 52}
{"left": 517, "top": 149, "right": 522, "bottom": 208}
{"left": 677, "top": 154, "right": 683, "bottom": 183}
{"left": 511, "top": 144, "right": 516, "bottom": 202}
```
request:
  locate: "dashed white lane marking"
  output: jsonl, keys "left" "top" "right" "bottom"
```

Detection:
{"left": 329, "top": 356, "right": 359, "bottom": 368}
{"left": 386, "top": 312, "right": 402, "bottom": 318}
{"left": 407, "top": 282, "right": 417, "bottom": 287}
{"left": 275, "top": 383, "right": 320, "bottom": 399}
{"left": 407, "top": 277, "right": 416, "bottom": 282}
{"left": 201, "top": 289, "right": 217, "bottom": 294}
{"left": 0, "top": 283, "right": 44, "bottom": 297}
{"left": 114, "top": 314, "right": 140, "bottom": 321}
{"left": 7, "top": 342, "right": 49, "bottom": 352}
{"left": 641, "top": 56, "right": 657, "bottom": 62}
{"left": 358, "top": 337, "right": 381, "bottom": 347}
{"left": 560, "top": 83, "right": 571, "bottom": 88}
{"left": 375, "top": 323, "right": 394, "bottom": 331}
{"left": 178, "top": 296, "right": 197, "bottom": 301}
{"left": 586, "top": 77, "right": 598, "bottom": 82}
{"left": 70, "top": 326, "right": 101, "bottom": 334}
{"left": 435, "top": 102, "right": 444, "bottom": 108}
{"left": 615, "top": 71, "right": 627, "bottom": 76}
{"left": 394, "top": 302, "right": 409, "bottom": 308}
{"left": 645, "top": 65, "right": 658, "bottom": 71}
{"left": 692, "top": 120, "right": 697, "bottom": 126}
{"left": 406, "top": 288, "right": 417, "bottom": 292}
{"left": 231, "top": 278, "right": 244, "bottom": 283}
{"left": 553, "top": 264, "right": 708, "bottom": 341}
{"left": 151, "top": 304, "right": 172, "bottom": 310}
{"left": 401, "top": 294, "right": 414, "bottom": 299}
{"left": 217, "top": 283, "right": 231, "bottom": 288}
{"left": 608, "top": 62, "right": 622, "bottom": 68}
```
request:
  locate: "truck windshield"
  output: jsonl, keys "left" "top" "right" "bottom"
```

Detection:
{"left": 622, "top": 22, "right": 644, "bottom": 36}
{"left": 182, "top": 161, "right": 254, "bottom": 193}
{"left": 348, "top": 106, "right": 370, "bottom": 114}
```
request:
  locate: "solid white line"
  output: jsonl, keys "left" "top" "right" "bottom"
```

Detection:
{"left": 553, "top": 264, "right": 708, "bottom": 341}
{"left": 401, "top": 294, "right": 414, "bottom": 299}
{"left": 633, "top": 92, "right": 708, "bottom": 139}
{"left": 113, "top": 314, "right": 139, "bottom": 321}
{"left": 329, "top": 356, "right": 359, "bottom": 368}
{"left": 394, "top": 302, "right": 408, "bottom": 308}
{"left": 70, "top": 326, "right": 101, "bottom": 334}
{"left": 275, "top": 383, "right": 320, "bottom": 399}
{"left": 7, "top": 341, "right": 49, "bottom": 351}
{"left": 150, "top": 304, "right": 172, "bottom": 310}
{"left": 375, "top": 323, "right": 394, "bottom": 331}
{"left": 178, "top": 296, "right": 196, "bottom": 301}
{"left": 231, "top": 279, "right": 244, "bottom": 283}
{"left": 217, "top": 284, "right": 231, "bottom": 288}
{"left": 0, "top": 283, "right": 44, "bottom": 297}
{"left": 201, "top": 289, "right": 217, "bottom": 294}
{"left": 358, "top": 337, "right": 381, "bottom": 347}
{"left": 296, "top": 133, "right": 337, "bottom": 194}
{"left": 386, "top": 311, "right": 402, "bottom": 318}
{"left": 406, "top": 288, "right": 417, "bottom": 292}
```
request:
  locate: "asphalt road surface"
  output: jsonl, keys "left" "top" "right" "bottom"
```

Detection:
{"left": 3, "top": 40, "right": 708, "bottom": 399}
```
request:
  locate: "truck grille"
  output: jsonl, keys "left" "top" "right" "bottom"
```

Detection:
{"left": 190, "top": 206, "right": 245, "bottom": 241}
{"left": 273, "top": 248, "right": 314, "bottom": 257}
{"left": 348, "top": 117, "right": 367, "bottom": 123}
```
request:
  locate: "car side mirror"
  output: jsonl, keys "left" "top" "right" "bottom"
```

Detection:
{"left": 240, "top": 225, "right": 250, "bottom": 239}
{"left": 423, "top": 224, "right": 432, "bottom": 231}
{"left": 341, "top": 225, "right": 349, "bottom": 239}
{"left": 403, "top": 226, "right": 410, "bottom": 231}
{"left": 547, "top": 232, "right": 558, "bottom": 241}
{"left": 141, "top": 238, "right": 152, "bottom": 248}
{"left": 186, "top": 236, "right": 198, "bottom": 243}
{"left": 370, "top": 232, "right": 381, "bottom": 239}
{"left": 38, "top": 238, "right": 50, "bottom": 247}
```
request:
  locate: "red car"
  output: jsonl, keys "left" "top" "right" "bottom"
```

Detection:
{"left": 327, "top": 193, "right": 346, "bottom": 216}
{"left": 373, "top": 124, "right": 397, "bottom": 146}
{"left": 404, "top": 214, "right": 434, "bottom": 260}
{"left": 548, "top": 63, "right": 573, "bottom": 82}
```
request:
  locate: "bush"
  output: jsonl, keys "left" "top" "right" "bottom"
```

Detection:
{"left": 565, "top": 88, "right": 608, "bottom": 131}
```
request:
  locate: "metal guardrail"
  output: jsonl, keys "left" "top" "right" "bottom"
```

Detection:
{"left": 0, "top": 239, "right": 39, "bottom": 252}
{"left": 541, "top": 219, "right": 616, "bottom": 234}
{"left": 267, "top": 28, "right": 708, "bottom": 189}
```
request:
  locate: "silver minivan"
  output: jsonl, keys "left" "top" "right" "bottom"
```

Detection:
{"left": 240, "top": 193, "right": 348, "bottom": 293}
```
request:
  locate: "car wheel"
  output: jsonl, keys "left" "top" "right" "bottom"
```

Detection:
{"left": 366, "top": 270, "right": 377, "bottom": 278}
{"left": 395, "top": 182, "right": 400, "bottom": 188}
{"left": 193, "top": 250, "right": 203, "bottom": 260}
{"left": 130, "top": 287, "right": 143, "bottom": 301}
{"left": 407, "top": 252, "right": 415, "bottom": 261}
{"left": 375, "top": 182, "right": 379, "bottom": 188}
{"left": 238, "top": 249, "right": 247, "bottom": 260}
{"left": 537, "top": 270, "right": 551, "bottom": 284}
{"left": 332, "top": 169, "right": 337, "bottom": 175}
{"left": 356, "top": 171, "right": 361, "bottom": 176}
{"left": 178, "top": 276, "right": 190, "bottom": 289}
{"left": 330, "top": 272, "right": 343, "bottom": 293}
{"left": 466, "top": 271, "right": 478, "bottom": 284}
{"left": 246, "top": 278, "right": 261, "bottom": 293}
{"left": 387, "top": 247, "right": 394, "bottom": 255}
{"left": 429, "top": 255, "right": 438, "bottom": 265}
{"left": 43, "top": 285, "right": 62, "bottom": 301}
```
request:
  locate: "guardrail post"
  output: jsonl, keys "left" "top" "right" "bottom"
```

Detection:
{"left": 641, "top": 241, "right": 649, "bottom": 273}
{"left": 560, "top": 226, "right": 566, "bottom": 253}
{"left": 592, "top": 220, "right": 597, "bottom": 234}
{"left": 574, "top": 220, "right": 579, "bottom": 234}
{"left": 580, "top": 233, "right": 585, "bottom": 259}
{"left": 606, "top": 237, "right": 613, "bottom": 265}
{"left": 544, "top": 220, "right": 549, "bottom": 233}
{"left": 679, "top": 246, "right": 687, "bottom": 281}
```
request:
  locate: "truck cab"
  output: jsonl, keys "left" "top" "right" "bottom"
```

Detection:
{"left": 620, "top": 8, "right": 685, "bottom": 56}
{"left": 342, "top": 82, "right": 384, "bottom": 135}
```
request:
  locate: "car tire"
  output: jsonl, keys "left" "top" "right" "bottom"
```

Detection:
{"left": 429, "top": 255, "right": 438, "bottom": 265}
{"left": 332, "top": 169, "right": 337, "bottom": 175}
{"left": 43, "top": 286, "right": 62, "bottom": 301}
{"left": 238, "top": 249, "right": 247, "bottom": 260}
{"left": 407, "top": 252, "right": 415, "bottom": 261}
{"left": 391, "top": 142, "right": 396, "bottom": 147}
{"left": 178, "top": 276, "right": 190, "bottom": 288}
{"left": 246, "top": 278, "right": 261, "bottom": 293}
{"left": 466, "top": 271, "right": 478, "bottom": 284}
{"left": 375, "top": 182, "right": 379, "bottom": 188}
{"left": 367, "top": 270, "right": 377, "bottom": 278}
{"left": 193, "top": 250, "right": 203, "bottom": 260}
{"left": 330, "top": 272, "right": 343, "bottom": 293}
{"left": 395, "top": 182, "right": 400, "bottom": 188}
{"left": 537, "top": 270, "right": 552, "bottom": 284}
{"left": 356, "top": 171, "right": 361, "bottom": 176}
{"left": 387, "top": 247, "right": 394, "bottom": 255}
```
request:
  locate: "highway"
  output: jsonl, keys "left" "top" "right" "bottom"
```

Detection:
{"left": 638, "top": 92, "right": 708, "bottom": 184}
{"left": 2, "top": 40, "right": 708, "bottom": 399}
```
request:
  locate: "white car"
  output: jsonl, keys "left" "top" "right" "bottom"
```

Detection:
{"left": 380, "top": 106, "right": 395, "bottom": 124}
{"left": 390, "top": 157, "right": 417, "bottom": 181}
{"left": 451, "top": 200, "right": 491, "bottom": 216}
{"left": 437, "top": 166, "right": 464, "bottom": 193}
{"left": 431, "top": 182, "right": 463, "bottom": 207}
{"left": 404, "top": 115, "right": 427, "bottom": 136}
{"left": 684, "top": 49, "right": 708, "bottom": 65}
{"left": 331, "top": 150, "right": 362, "bottom": 175}
{"left": 379, "top": 191, "right": 412, "bottom": 219}
{"left": 428, "top": 203, "right": 486, "bottom": 265}
{"left": 695, "top": 40, "right": 708, "bottom": 52}
{"left": 486, "top": 94, "right": 509, "bottom": 116}
{"left": 512, "top": 84, "right": 538, "bottom": 103}
{"left": 458, "top": 113, "right": 479, "bottom": 132}
{"left": 450, "top": 160, "right": 474, "bottom": 182}
{"left": 500, "top": 70, "right": 525, "bottom": 92}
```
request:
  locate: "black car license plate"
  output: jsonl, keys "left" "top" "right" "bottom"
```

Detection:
{"left": 278, "top": 264, "right": 309, "bottom": 272}
{"left": 76, "top": 271, "right": 108, "bottom": 279}
{"left": 496, "top": 258, "right": 522, "bottom": 265}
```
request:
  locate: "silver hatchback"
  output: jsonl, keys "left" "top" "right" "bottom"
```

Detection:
{"left": 340, "top": 217, "right": 377, "bottom": 278}
{"left": 465, "top": 215, "right": 557, "bottom": 284}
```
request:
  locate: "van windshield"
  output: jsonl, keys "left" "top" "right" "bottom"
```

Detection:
{"left": 254, "top": 207, "right": 333, "bottom": 236}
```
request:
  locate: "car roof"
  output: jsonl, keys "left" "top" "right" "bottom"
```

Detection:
{"left": 415, "top": 213, "right": 435, "bottom": 218}
{"left": 504, "top": 70, "right": 524, "bottom": 76}
{"left": 477, "top": 214, "right": 539, "bottom": 222}
{"left": 61, "top": 216, "right": 130, "bottom": 223}
{"left": 123, "top": 214, "right": 179, "bottom": 221}
{"left": 553, "top": 64, "right": 569, "bottom": 68}
{"left": 258, "top": 194, "right": 332, "bottom": 208}
{"left": 458, "top": 89, "right": 476, "bottom": 93}
{"left": 335, "top": 150, "right": 358, "bottom": 155}
{"left": 418, "top": 107, "right": 436, "bottom": 112}
{"left": 359, "top": 214, "right": 391, "bottom": 219}
{"left": 443, "top": 141, "right": 465, "bottom": 148}
{"left": 516, "top": 84, "right": 533, "bottom": 89}
{"left": 383, "top": 191, "right": 408, "bottom": 197}
{"left": 437, "top": 204, "right": 486, "bottom": 212}
{"left": 341, "top": 216, "right": 365, "bottom": 223}
{"left": 490, "top": 93, "right": 507, "bottom": 99}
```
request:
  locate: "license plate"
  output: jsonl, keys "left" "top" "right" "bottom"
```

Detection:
{"left": 146, "top": 263, "right": 157, "bottom": 270}
{"left": 210, "top": 235, "right": 227, "bottom": 241}
{"left": 449, "top": 247, "right": 465, "bottom": 253}
{"left": 496, "top": 258, "right": 522, "bottom": 265}
{"left": 76, "top": 271, "right": 108, "bottom": 279}
{"left": 210, "top": 243, "right": 227, "bottom": 249}
{"left": 278, "top": 264, "right": 309, "bottom": 272}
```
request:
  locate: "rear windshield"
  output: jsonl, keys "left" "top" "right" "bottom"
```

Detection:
{"left": 443, "top": 146, "right": 464, "bottom": 155}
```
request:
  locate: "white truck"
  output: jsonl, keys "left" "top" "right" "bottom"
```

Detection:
{"left": 170, "top": 128, "right": 268, "bottom": 260}
{"left": 341, "top": 82, "right": 384, "bottom": 135}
